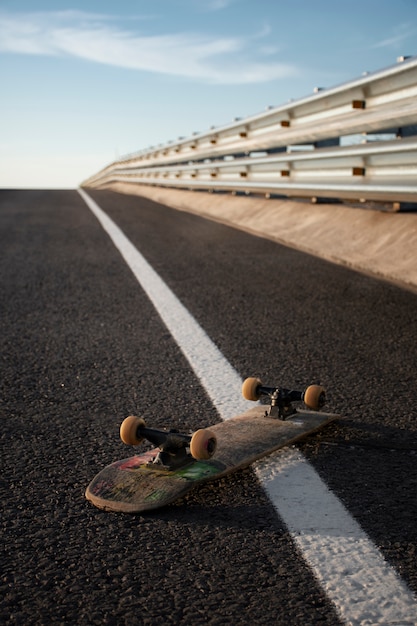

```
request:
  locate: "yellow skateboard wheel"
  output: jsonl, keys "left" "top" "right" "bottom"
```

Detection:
{"left": 190, "top": 429, "right": 217, "bottom": 460}
{"left": 242, "top": 377, "right": 262, "bottom": 401}
{"left": 303, "top": 385, "right": 326, "bottom": 410}
{"left": 120, "top": 416, "right": 146, "bottom": 445}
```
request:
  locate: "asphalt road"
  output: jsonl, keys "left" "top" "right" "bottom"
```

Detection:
{"left": 1, "top": 189, "right": 416, "bottom": 625}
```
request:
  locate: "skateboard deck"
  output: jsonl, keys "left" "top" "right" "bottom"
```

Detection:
{"left": 86, "top": 385, "right": 337, "bottom": 513}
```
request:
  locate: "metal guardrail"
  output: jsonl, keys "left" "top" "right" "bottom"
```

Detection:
{"left": 87, "top": 137, "right": 417, "bottom": 202}
{"left": 83, "top": 56, "right": 417, "bottom": 207}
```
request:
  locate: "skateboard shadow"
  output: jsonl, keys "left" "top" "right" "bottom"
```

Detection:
{"left": 309, "top": 417, "right": 417, "bottom": 452}
{"left": 143, "top": 467, "right": 288, "bottom": 532}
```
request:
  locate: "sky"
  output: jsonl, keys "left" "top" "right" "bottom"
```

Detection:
{"left": 0, "top": 0, "right": 416, "bottom": 189}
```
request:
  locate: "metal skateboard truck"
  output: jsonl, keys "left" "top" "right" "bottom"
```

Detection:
{"left": 243, "top": 378, "right": 326, "bottom": 420}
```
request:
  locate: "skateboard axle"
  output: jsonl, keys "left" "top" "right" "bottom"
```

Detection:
{"left": 137, "top": 426, "right": 191, "bottom": 451}
{"left": 136, "top": 426, "right": 194, "bottom": 469}
{"left": 256, "top": 385, "right": 317, "bottom": 419}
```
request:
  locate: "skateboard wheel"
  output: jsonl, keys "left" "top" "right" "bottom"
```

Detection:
{"left": 190, "top": 429, "right": 217, "bottom": 460}
{"left": 242, "top": 377, "right": 262, "bottom": 401}
{"left": 120, "top": 416, "right": 146, "bottom": 445}
{"left": 303, "top": 385, "right": 326, "bottom": 410}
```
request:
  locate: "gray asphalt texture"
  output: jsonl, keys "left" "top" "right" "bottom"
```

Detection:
{"left": 1, "top": 189, "right": 416, "bottom": 625}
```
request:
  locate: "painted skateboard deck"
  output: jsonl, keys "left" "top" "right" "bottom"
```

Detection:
{"left": 86, "top": 401, "right": 337, "bottom": 514}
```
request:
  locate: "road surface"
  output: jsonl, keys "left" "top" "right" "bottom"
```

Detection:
{"left": 1, "top": 189, "right": 416, "bottom": 625}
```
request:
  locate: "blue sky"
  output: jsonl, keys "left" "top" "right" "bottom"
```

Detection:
{"left": 1, "top": 0, "right": 416, "bottom": 188}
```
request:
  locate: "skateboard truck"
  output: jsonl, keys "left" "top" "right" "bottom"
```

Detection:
{"left": 119, "top": 417, "right": 217, "bottom": 471}
{"left": 140, "top": 427, "right": 192, "bottom": 469}
{"left": 242, "top": 378, "right": 326, "bottom": 420}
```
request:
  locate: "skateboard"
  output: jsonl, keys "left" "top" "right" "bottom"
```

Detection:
{"left": 85, "top": 378, "right": 337, "bottom": 513}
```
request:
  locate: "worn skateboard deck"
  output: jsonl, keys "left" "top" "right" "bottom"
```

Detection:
{"left": 85, "top": 406, "right": 336, "bottom": 513}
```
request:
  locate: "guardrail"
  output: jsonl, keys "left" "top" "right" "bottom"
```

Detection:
{"left": 83, "top": 56, "right": 417, "bottom": 208}
{"left": 86, "top": 137, "right": 417, "bottom": 203}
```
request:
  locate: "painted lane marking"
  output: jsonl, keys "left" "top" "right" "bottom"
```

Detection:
{"left": 256, "top": 449, "right": 417, "bottom": 625}
{"left": 79, "top": 189, "right": 417, "bottom": 626}
{"left": 78, "top": 189, "right": 250, "bottom": 419}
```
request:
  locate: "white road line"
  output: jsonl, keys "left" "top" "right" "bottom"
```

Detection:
{"left": 79, "top": 189, "right": 417, "bottom": 626}
{"left": 256, "top": 449, "right": 417, "bottom": 625}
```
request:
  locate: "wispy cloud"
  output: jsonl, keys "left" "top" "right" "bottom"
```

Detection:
{"left": 371, "top": 23, "right": 416, "bottom": 49}
{"left": 0, "top": 9, "right": 297, "bottom": 84}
